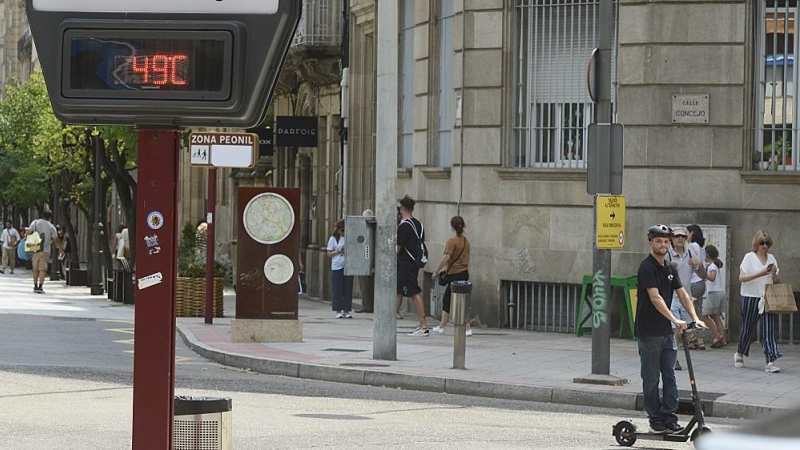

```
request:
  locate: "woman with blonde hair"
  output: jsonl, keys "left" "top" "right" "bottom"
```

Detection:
{"left": 734, "top": 230, "right": 781, "bottom": 373}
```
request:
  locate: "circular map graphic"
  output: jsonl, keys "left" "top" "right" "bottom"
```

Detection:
{"left": 243, "top": 192, "right": 295, "bottom": 244}
{"left": 264, "top": 254, "right": 294, "bottom": 285}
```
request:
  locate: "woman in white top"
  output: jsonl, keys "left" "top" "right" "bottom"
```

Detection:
{"left": 326, "top": 220, "right": 353, "bottom": 319}
{"left": 702, "top": 245, "right": 727, "bottom": 348}
{"left": 734, "top": 230, "right": 781, "bottom": 373}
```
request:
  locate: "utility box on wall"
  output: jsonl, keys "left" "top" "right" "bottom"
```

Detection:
{"left": 344, "top": 215, "right": 375, "bottom": 276}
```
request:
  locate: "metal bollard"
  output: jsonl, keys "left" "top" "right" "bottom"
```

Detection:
{"left": 450, "top": 280, "right": 472, "bottom": 369}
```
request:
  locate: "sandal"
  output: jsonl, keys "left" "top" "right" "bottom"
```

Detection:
{"left": 688, "top": 341, "right": 706, "bottom": 350}
{"left": 711, "top": 337, "right": 727, "bottom": 348}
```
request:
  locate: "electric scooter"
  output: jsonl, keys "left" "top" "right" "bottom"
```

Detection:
{"left": 612, "top": 323, "right": 712, "bottom": 447}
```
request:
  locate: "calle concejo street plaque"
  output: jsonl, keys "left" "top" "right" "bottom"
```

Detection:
{"left": 672, "top": 94, "right": 709, "bottom": 124}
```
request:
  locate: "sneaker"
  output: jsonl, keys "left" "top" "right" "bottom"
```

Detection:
{"left": 648, "top": 423, "right": 668, "bottom": 434}
{"left": 35, "top": 288, "right": 44, "bottom": 294}
{"left": 765, "top": 362, "right": 780, "bottom": 373}
{"left": 734, "top": 352, "right": 744, "bottom": 368}
{"left": 432, "top": 326, "right": 445, "bottom": 334}
{"left": 344, "top": 312, "right": 353, "bottom": 319}
{"left": 408, "top": 327, "right": 429, "bottom": 336}
{"left": 465, "top": 328, "right": 473, "bottom": 336}
{"left": 335, "top": 312, "right": 344, "bottom": 319}
{"left": 396, "top": 313, "right": 404, "bottom": 320}
{"left": 9, "top": 270, "right": 13, "bottom": 274}
{"left": 0, "top": 269, "right": 4, "bottom": 274}
{"left": 665, "top": 422, "right": 684, "bottom": 433}
{"left": 675, "top": 360, "right": 682, "bottom": 371}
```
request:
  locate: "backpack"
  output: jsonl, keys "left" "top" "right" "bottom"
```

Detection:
{"left": 401, "top": 219, "right": 428, "bottom": 268}
{"left": 25, "top": 220, "right": 42, "bottom": 253}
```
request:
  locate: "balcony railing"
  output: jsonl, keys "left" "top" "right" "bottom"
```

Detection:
{"left": 292, "top": 0, "right": 343, "bottom": 48}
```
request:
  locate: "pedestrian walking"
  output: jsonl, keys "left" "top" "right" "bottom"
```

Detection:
{"left": 326, "top": 220, "right": 354, "bottom": 319}
{"left": 734, "top": 230, "right": 782, "bottom": 373}
{"left": 636, "top": 224, "right": 706, "bottom": 434}
{"left": 686, "top": 224, "right": 708, "bottom": 346}
{"left": 396, "top": 195, "right": 429, "bottom": 336}
{"left": 431, "top": 216, "right": 471, "bottom": 336}
{"left": 667, "top": 228, "right": 705, "bottom": 371}
{"left": 1, "top": 220, "right": 21, "bottom": 274}
{"left": 27, "top": 211, "right": 64, "bottom": 294}
{"left": 702, "top": 245, "right": 728, "bottom": 348}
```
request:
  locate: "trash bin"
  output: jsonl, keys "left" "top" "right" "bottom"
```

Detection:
{"left": 174, "top": 396, "right": 232, "bottom": 450}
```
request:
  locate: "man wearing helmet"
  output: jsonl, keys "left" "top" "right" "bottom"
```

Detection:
{"left": 636, "top": 225, "right": 706, "bottom": 434}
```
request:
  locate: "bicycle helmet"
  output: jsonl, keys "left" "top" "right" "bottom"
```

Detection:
{"left": 647, "top": 224, "right": 672, "bottom": 240}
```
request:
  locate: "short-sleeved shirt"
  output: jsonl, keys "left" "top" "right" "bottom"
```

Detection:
{"left": 327, "top": 235, "right": 345, "bottom": 271}
{"left": 688, "top": 242, "right": 706, "bottom": 284}
{"left": 1, "top": 228, "right": 21, "bottom": 249}
{"left": 636, "top": 254, "right": 682, "bottom": 337}
{"left": 397, "top": 218, "right": 423, "bottom": 267}
{"left": 443, "top": 235, "right": 470, "bottom": 275}
{"left": 740, "top": 251, "right": 777, "bottom": 298}
{"left": 28, "top": 219, "right": 58, "bottom": 255}
{"left": 705, "top": 263, "right": 722, "bottom": 293}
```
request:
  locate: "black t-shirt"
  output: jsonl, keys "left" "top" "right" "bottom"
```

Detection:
{"left": 397, "top": 217, "right": 423, "bottom": 266}
{"left": 636, "top": 254, "right": 682, "bottom": 337}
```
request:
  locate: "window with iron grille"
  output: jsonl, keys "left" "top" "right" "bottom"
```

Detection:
{"left": 756, "top": 1, "right": 799, "bottom": 171}
{"left": 504, "top": 280, "right": 580, "bottom": 333}
{"left": 292, "top": 0, "right": 343, "bottom": 47}
{"left": 512, "top": 0, "right": 617, "bottom": 169}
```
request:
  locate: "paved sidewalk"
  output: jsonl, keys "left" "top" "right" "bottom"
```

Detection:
{"left": 177, "top": 294, "right": 800, "bottom": 420}
{"left": 2, "top": 269, "right": 798, "bottom": 420}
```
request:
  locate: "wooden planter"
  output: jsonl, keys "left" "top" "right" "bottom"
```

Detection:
{"left": 175, "top": 277, "right": 224, "bottom": 317}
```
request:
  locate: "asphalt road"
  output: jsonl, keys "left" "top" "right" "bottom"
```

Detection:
{"left": 0, "top": 315, "right": 744, "bottom": 449}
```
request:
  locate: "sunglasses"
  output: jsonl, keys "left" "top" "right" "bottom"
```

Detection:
{"left": 760, "top": 240, "right": 771, "bottom": 246}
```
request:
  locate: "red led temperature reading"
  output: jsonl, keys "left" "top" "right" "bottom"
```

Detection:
{"left": 130, "top": 54, "right": 188, "bottom": 86}
{"left": 114, "top": 54, "right": 190, "bottom": 89}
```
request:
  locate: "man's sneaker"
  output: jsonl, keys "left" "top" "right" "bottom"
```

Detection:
{"left": 466, "top": 328, "right": 473, "bottom": 336}
{"left": 335, "top": 312, "right": 344, "bottom": 319}
{"left": 344, "top": 312, "right": 353, "bottom": 319}
{"left": 766, "top": 362, "right": 780, "bottom": 373}
{"left": 34, "top": 288, "right": 44, "bottom": 294}
{"left": 648, "top": 423, "right": 668, "bottom": 434}
{"left": 431, "top": 326, "right": 445, "bottom": 334}
{"left": 408, "top": 327, "right": 429, "bottom": 336}
{"left": 675, "top": 360, "right": 682, "bottom": 371}
{"left": 734, "top": 352, "right": 744, "bottom": 368}
{"left": 0, "top": 269, "right": 4, "bottom": 274}
{"left": 665, "top": 422, "right": 684, "bottom": 433}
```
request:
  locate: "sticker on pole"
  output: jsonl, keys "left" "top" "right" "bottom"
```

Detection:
{"left": 596, "top": 195, "right": 625, "bottom": 250}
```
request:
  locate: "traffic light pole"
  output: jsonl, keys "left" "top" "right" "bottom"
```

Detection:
{"left": 132, "top": 129, "right": 179, "bottom": 449}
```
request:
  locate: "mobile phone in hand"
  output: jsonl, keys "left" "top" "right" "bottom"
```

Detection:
{"left": 767, "top": 263, "right": 775, "bottom": 270}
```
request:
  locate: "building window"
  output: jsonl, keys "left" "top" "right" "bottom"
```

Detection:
{"left": 437, "top": 0, "right": 455, "bottom": 167}
{"left": 400, "top": 0, "right": 415, "bottom": 169}
{"left": 512, "top": 0, "right": 617, "bottom": 169}
{"left": 757, "top": 1, "right": 798, "bottom": 171}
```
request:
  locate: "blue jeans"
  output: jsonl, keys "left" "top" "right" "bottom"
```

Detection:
{"left": 638, "top": 334, "right": 679, "bottom": 427}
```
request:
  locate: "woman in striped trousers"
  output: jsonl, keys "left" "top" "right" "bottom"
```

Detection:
{"left": 734, "top": 230, "right": 781, "bottom": 373}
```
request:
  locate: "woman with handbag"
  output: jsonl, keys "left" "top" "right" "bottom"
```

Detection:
{"left": 431, "top": 216, "right": 471, "bottom": 335}
{"left": 735, "top": 230, "right": 781, "bottom": 373}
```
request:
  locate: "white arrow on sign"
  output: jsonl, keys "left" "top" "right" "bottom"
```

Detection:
{"left": 32, "top": 0, "right": 278, "bottom": 14}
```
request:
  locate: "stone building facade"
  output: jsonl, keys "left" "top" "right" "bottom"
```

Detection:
{"left": 319, "top": 0, "right": 800, "bottom": 335}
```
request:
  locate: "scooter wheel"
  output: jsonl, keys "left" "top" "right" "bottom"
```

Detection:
{"left": 691, "top": 425, "right": 712, "bottom": 443}
{"left": 613, "top": 420, "right": 637, "bottom": 447}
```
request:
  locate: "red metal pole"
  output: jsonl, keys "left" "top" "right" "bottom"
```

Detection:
{"left": 205, "top": 168, "right": 217, "bottom": 324}
{"left": 132, "top": 129, "right": 178, "bottom": 450}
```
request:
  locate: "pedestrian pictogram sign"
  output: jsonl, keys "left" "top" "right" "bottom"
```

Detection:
{"left": 596, "top": 195, "right": 626, "bottom": 249}
{"left": 190, "top": 132, "right": 258, "bottom": 168}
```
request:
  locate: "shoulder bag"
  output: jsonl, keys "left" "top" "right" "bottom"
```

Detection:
{"left": 764, "top": 284, "right": 798, "bottom": 314}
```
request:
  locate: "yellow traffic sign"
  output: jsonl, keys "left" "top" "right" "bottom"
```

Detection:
{"left": 596, "top": 195, "right": 626, "bottom": 249}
